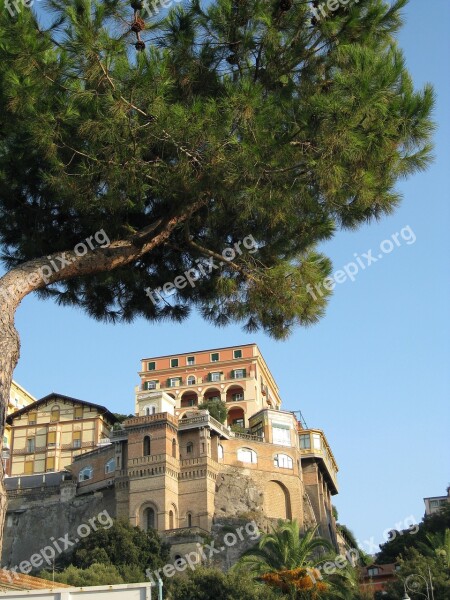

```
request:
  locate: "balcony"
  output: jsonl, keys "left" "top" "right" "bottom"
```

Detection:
{"left": 178, "top": 413, "right": 231, "bottom": 439}
{"left": 299, "top": 429, "right": 338, "bottom": 494}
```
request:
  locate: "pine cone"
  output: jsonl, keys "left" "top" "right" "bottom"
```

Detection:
{"left": 131, "top": 17, "right": 145, "bottom": 32}
{"left": 226, "top": 54, "right": 239, "bottom": 65}
{"left": 131, "top": 0, "right": 143, "bottom": 10}
{"left": 135, "top": 40, "right": 146, "bottom": 51}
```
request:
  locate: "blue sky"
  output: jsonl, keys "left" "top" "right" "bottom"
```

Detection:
{"left": 10, "top": 0, "right": 450, "bottom": 550}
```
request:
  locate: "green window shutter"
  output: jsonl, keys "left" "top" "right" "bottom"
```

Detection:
{"left": 167, "top": 378, "right": 171, "bottom": 387}
{"left": 207, "top": 373, "right": 211, "bottom": 382}
{"left": 243, "top": 369, "right": 247, "bottom": 378}
{"left": 231, "top": 370, "right": 235, "bottom": 379}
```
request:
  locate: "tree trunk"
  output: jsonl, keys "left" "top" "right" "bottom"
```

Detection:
{"left": 0, "top": 280, "right": 22, "bottom": 561}
{"left": 0, "top": 198, "right": 207, "bottom": 560}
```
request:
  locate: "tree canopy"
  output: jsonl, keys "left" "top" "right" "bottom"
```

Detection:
{"left": 0, "top": 0, "right": 434, "bottom": 339}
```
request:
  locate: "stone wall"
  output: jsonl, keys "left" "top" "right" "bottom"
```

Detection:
{"left": 2, "top": 485, "right": 116, "bottom": 570}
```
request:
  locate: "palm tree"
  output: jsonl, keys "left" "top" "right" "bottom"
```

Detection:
{"left": 239, "top": 521, "right": 332, "bottom": 574}
{"left": 417, "top": 528, "right": 450, "bottom": 568}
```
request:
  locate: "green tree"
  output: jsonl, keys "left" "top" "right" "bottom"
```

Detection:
{"left": 54, "top": 519, "right": 170, "bottom": 583}
{"left": 0, "top": 0, "right": 434, "bottom": 545}
{"left": 167, "top": 566, "right": 281, "bottom": 600}
{"left": 198, "top": 399, "right": 228, "bottom": 424}
{"left": 40, "top": 563, "right": 125, "bottom": 587}
{"left": 239, "top": 522, "right": 332, "bottom": 574}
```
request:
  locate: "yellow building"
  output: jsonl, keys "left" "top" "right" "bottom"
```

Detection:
{"left": 3, "top": 382, "right": 37, "bottom": 474}
{"left": 6, "top": 393, "right": 117, "bottom": 476}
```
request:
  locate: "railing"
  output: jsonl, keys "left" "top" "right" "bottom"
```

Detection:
{"left": 230, "top": 431, "right": 264, "bottom": 442}
{"left": 124, "top": 413, "right": 178, "bottom": 428}
{"left": 178, "top": 413, "right": 230, "bottom": 438}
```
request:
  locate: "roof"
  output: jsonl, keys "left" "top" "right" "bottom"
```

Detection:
{"left": 0, "top": 571, "right": 71, "bottom": 591}
{"left": 361, "top": 563, "right": 398, "bottom": 577}
{"left": 141, "top": 343, "right": 258, "bottom": 361}
{"left": 6, "top": 393, "right": 118, "bottom": 425}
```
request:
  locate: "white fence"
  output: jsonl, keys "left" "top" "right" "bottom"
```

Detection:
{"left": 0, "top": 583, "right": 156, "bottom": 599}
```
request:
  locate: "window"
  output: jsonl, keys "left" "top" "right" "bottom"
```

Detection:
{"left": 79, "top": 466, "right": 93, "bottom": 482}
{"left": 168, "top": 377, "right": 181, "bottom": 388}
{"left": 105, "top": 458, "right": 116, "bottom": 474}
{"left": 274, "top": 454, "right": 293, "bottom": 469}
{"left": 146, "top": 381, "right": 158, "bottom": 390}
{"left": 148, "top": 361, "right": 156, "bottom": 371}
{"left": 367, "top": 567, "right": 380, "bottom": 577}
{"left": 187, "top": 375, "right": 196, "bottom": 386}
{"left": 143, "top": 436, "right": 151, "bottom": 456}
{"left": 145, "top": 405, "right": 156, "bottom": 416}
{"left": 50, "top": 406, "right": 60, "bottom": 423}
{"left": 237, "top": 448, "right": 257, "bottom": 464}
{"left": 232, "top": 392, "right": 244, "bottom": 401}
{"left": 73, "top": 431, "right": 82, "bottom": 448}
{"left": 209, "top": 395, "right": 220, "bottom": 402}
{"left": 26, "top": 438, "right": 35, "bottom": 453}
{"left": 24, "top": 461, "right": 34, "bottom": 475}
{"left": 232, "top": 369, "right": 246, "bottom": 379}
{"left": 145, "top": 507, "right": 155, "bottom": 530}
{"left": 186, "top": 442, "right": 193, "bottom": 454}
{"left": 47, "top": 431, "right": 56, "bottom": 446}
{"left": 28, "top": 411, "right": 37, "bottom": 425}
{"left": 233, "top": 349, "right": 242, "bottom": 359}
{"left": 299, "top": 434, "right": 311, "bottom": 450}
{"left": 430, "top": 500, "right": 439, "bottom": 508}
{"left": 187, "top": 356, "right": 195, "bottom": 366}
{"left": 46, "top": 457, "right": 55, "bottom": 472}
{"left": 187, "top": 513, "right": 192, "bottom": 528}
{"left": 218, "top": 444, "right": 224, "bottom": 460}
{"left": 210, "top": 372, "right": 221, "bottom": 382}
{"left": 74, "top": 406, "right": 83, "bottom": 420}
{"left": 312, "top": 433, "right": 322, "bottom": 450}
{"left": 211, "top": 352, "right": 220, "bottom": 362}
{"left": 169, "top": 510, "right": 174, "bottom": 529}
{"left": 272, "top": 424, "right": 291, "bottom": 447}
{"left": 233, "top": 418, "right": 244, "bottom": 428}
{"left": 171, "top": 358, "right": 179, "bottom": 368}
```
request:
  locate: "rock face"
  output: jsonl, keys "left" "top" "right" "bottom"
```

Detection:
{"left": 2, "top": 487, "right": 116, "bottom": 569}
{"left": 214, "top": 467, "right": 264, "bottom": 522}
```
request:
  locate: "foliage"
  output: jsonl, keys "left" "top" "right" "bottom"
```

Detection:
{"left": 239, "top": 521, "right": 332, "bottom": 574}
{"left": 198, "top": 399, "right": 228, "bottom": 424}
{"left": 382, "top": 547, "right": 450, "bottom": 599}
{"left": 261, "top": 567, "right": 328, "bottom": 598}
{"left": 377, "top": 503, "right": 450, "bottom": 564}
{"left": 53, "top": 519, "right": 170, "bottom": 583}
{"left": 113, "top": 413, "right": 135, "bottom": 423}
{"left": 0, "top": 0, "right": 434, "bottom": 339}
{"left": 166, "top": 566, "right": 281, "bottom": 600}
{"left": 40, "top": 563, "right": 125, "bottom": 586}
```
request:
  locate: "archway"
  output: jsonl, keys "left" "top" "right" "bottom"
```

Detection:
{"left": 264, "top": 481, "right": 292, "bottom": 520}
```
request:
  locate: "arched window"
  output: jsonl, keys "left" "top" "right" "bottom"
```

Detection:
{"left": 237, "top": 447, "right": 257, "bottom": 464}
{"left": 50, "top": 406, "right": 60, "bottom": 422}
{"left": 186, "top": 442, "right": 193, "bottom": 454}
{"left": 218, "top": 444, "right": 224, "bottom": 460}
{"left": 187, "top": 512, "right": 192, "bottom": 528}
{"left": 105, "top": 458, "right": 116, "bottom": 474}
{"left": 79, "top": 466, "right": 93, "bottom": 482}
{"left": 145, "top": 405, "right": 156, "bottom": 416}
{"left": 274, "top": 454, "right": 293, "bottom": 469}
{"left": 169, "top": 510, "right": 174, "bottom": 529}
{"left": 143, "top": 436, "right": 151, "bottom": 456}
{"left": 145, "top": 507, "right": 155, "bottom": 530}
{"left": 187, "top": 375, "right": 196, "bottom": 386}
{"left": 172, "top": 438, "right": 177, "bottom": 458}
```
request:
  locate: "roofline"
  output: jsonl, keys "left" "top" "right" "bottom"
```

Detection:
{"left": 6, "top": 393, "right": 118, "bottom": 424}
{"left": 141, "top": 343, "right": 258, "bottom": 362}
{"left": 11, "top": 380, "right": 36, "bottom": 401}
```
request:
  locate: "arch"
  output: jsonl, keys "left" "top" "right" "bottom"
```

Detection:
{"left": 105, "top": 458, "right": 116, "bottom": 474}
{"left": 138, "top": 502, "right": 159, "bottom": 531}
{"left": 169, "top": 510, "right": 174, "bottom": 529}
{"left": 227, "top": 406, "right": 245, "bottom": 428}
{"left": 172, "top": 438, "right": 177, "bottom": 458}
{"left": 186, "top": 512, "right": 192, "bottom": 528}
{"left": 186, "top": 441, "right": 194, "bottom": 455}
{"left": 225, "top": 385, "right": 245, "bottom": 403}
{"left": 50, "top": 405, "right": 60, "bottom": 422}
{"left": 237, "top": 447, "right": 257, "bottom": 464}
{"left": 79, "top": 466, "right": 93, "bottom": 482}
{"left": 180, "top": 391, "right": 198, "bottom": 409}
{"left": 218, "top": 444, "right": 224, "bottom": 460}
{"left": 264, "top": 480, "right": 292, "bottom": 520}
{"left": 274, "top": 454, "right": 293, "bottom": 469}
{"left": 145, "top": 507, "right": 156, "bottom": 530}
{"left": 187, "top": 375, "right": 196, "bottom": 386}
{"left": 143, "top": 436, "right": 151, "bottom": 456}
{"left": 203, "top": 387, "right": 222, "bottom": 402}
{"left": 144, "top": 405, "right": 157, "bottom": 416}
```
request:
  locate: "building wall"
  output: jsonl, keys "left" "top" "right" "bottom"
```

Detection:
{"left": 9, "top": 397, "right": 113, "bottom": 476}
{"left": 3, "top": 382, "right": 36, "bottom": 474}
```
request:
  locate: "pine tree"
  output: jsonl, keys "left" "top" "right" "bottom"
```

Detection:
{"left": 0, "top": 0, "right": 434, "bottom": 552}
